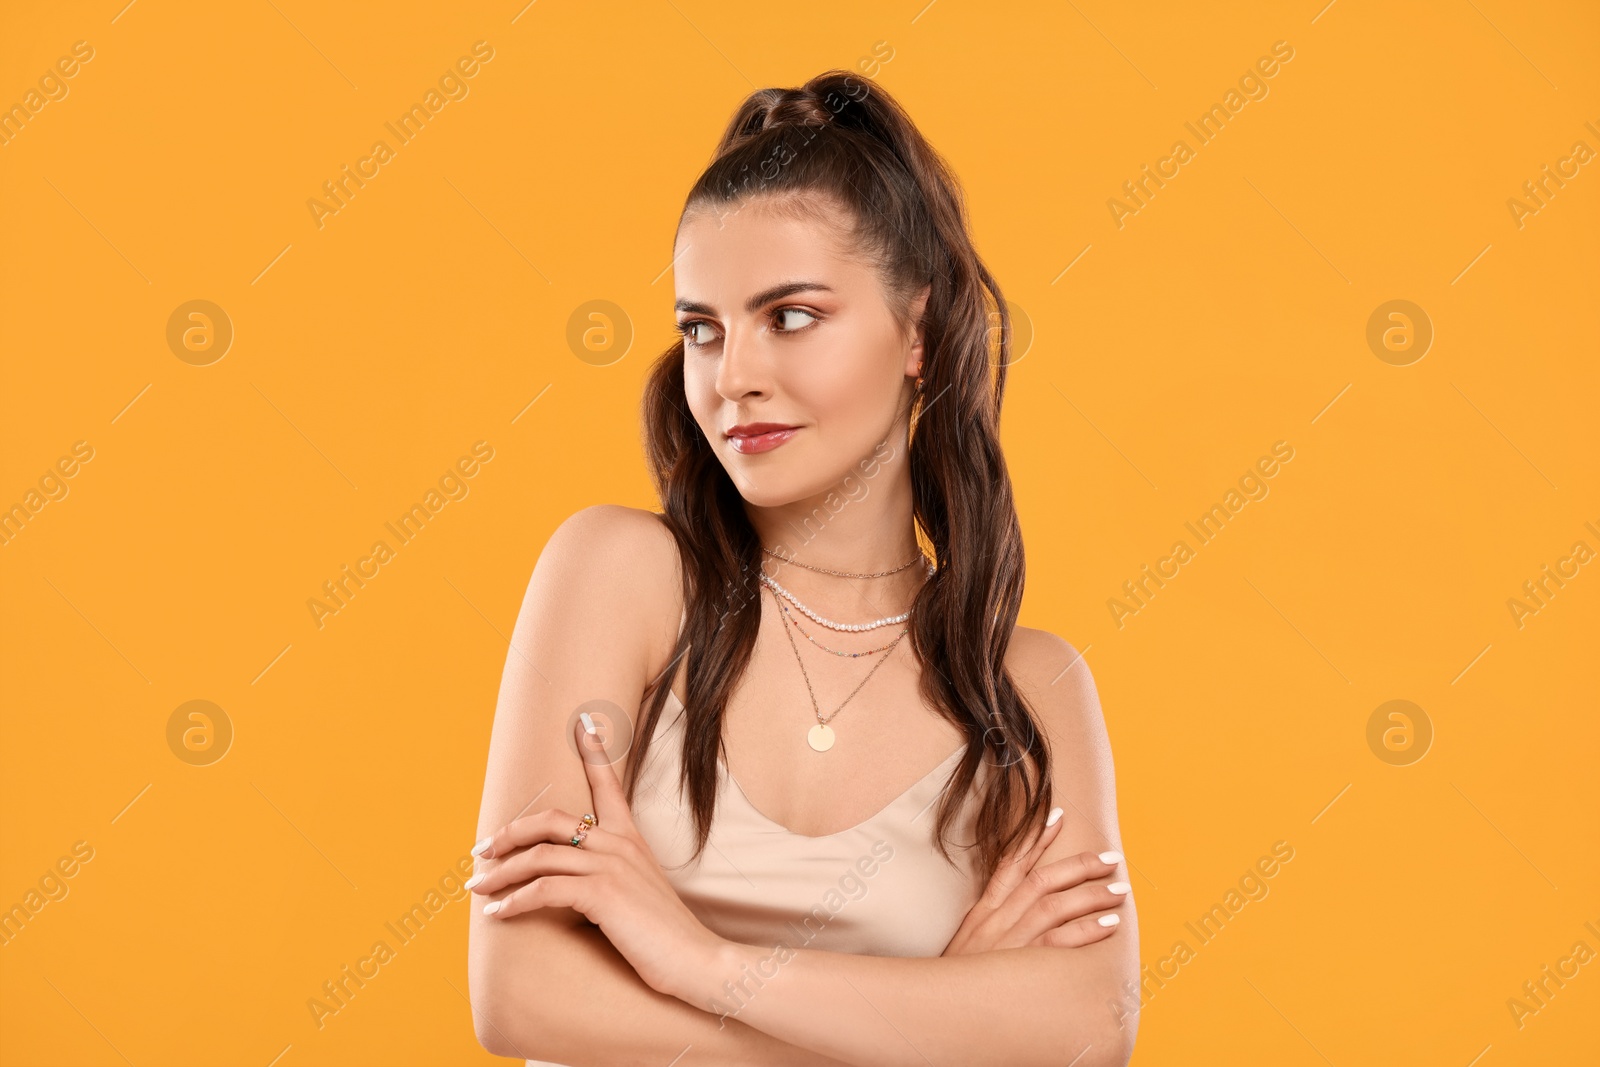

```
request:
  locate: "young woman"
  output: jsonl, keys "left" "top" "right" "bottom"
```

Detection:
{"left": 467, "top": 71, "right": 1138, "bottom": 1066}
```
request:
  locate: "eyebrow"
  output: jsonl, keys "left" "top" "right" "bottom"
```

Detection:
{"left": 674, "top": 281, "right": 835, "bottom": 317}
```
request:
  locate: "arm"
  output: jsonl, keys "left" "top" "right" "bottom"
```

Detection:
{"left": 472, "top": 911, "right": 857, "bottom": 1065}
{"left": 659, "top": 632, "right": 1140, "bottom": 1067}
{"left": 467, "top": 505, "right": 856, "bottom": 1065}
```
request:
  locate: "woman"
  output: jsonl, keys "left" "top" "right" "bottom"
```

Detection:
{"left": 467, "top": 71, "right": 1138, "bottom": 1066}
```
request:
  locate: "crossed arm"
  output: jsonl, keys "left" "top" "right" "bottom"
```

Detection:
{"left": 686, "top": 938, "right": 1135, "bottom": 1067}
{"left": 473, "top": 913, "right": 1133, "bottom": 1066}
{"left": 467, "top": 507, "right": 1139, "bottom": 1065}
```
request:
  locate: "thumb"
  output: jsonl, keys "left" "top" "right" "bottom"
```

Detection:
{"left": 574, "top": 709, "right": 632, "bottom": 830}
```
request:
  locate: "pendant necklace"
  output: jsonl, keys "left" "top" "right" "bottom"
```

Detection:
{"left": 768, "top": 582, "right": 909, "bottom": 752}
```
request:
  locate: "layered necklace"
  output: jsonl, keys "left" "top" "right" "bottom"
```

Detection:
{"left": 759, "top": 546, "right": 933, "bottom": 752}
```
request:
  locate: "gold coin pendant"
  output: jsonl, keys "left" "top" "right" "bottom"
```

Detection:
{"left": 807, "top": 723, "right": 835, "bottom": 752}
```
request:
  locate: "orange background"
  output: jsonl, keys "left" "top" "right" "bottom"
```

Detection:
{"left": 2, "top": 1, "right": 1597, "bottom": 1064}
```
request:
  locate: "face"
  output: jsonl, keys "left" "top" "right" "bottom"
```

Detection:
{"left": 673, "top": 197, "right": 928, "bottom": 508}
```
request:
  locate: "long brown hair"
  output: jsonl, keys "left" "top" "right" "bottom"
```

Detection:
{"left": 631, "top": 70, "right": 1048, "bottom": 887}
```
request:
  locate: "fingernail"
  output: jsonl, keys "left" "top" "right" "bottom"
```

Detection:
{"left": 1046, "top": 806, "right": 1063, "bottom": 827}
{"left": 472, "top": 837, "right": 493, "bottom": 857}
{"left": 483, "top": 901, "right": 503, "bottom": 916}
{"left": 464, "top": 872, "right": 485, "bottom": 890}
{"left": 1099, "top": 850, "right": 1122, "bottom": 865}
{"left": 580, "top": 711, "right": 597, "bottom": 735}
{"left": 1107, "top": 882, "right": 1131, "bottom": 894}
{"left": 1097, "top": 914, "right": 1120, "bottom": 927}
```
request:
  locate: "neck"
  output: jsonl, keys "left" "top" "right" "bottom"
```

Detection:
{"left": 742, "top": 437, "right": 929, "bottom": 620}
{"left": 743, "top": 441, "right": 921, "bottom": 575}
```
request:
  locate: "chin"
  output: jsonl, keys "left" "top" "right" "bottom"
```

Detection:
{"left": 725, "top": 469, "right": 805, "bottom": 509}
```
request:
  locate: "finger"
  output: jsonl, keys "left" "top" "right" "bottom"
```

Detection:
{"left": 473, "top": 807, "right": 612, "bottom": 860}
{"left": 575, "top": 710, "right": 633, "bottom": 831}
{"left": 979, "top": 849, "right": 1121, "bottom": 944}
{"left": 977, "top": 805, "right": 1065, "bottom": 910}
{"left": 1032, "top": 910, "right": 1122, "bottom": 949}
{"left": 1007, "top": 877, "right": 1131, "bottom": 947}
{"left": 469, "top": 840, "right": 596, "bottom": 896}
{"left": 1032, "top": 850, "right": 1124, "bottom": 894}
{"left": 483, "top": 874, "right": 588, "bottom": 920}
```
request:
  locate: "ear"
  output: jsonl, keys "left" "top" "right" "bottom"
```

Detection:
{"left": 904, "top": 284, "right": 931, "bottom": 377}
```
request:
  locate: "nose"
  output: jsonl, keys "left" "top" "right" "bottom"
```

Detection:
{"left": 713, "top": 322, "right": 769, "bottom": 402}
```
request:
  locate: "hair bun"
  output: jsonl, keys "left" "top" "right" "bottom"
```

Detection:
{"left": 759, "top": 88, "right": 834, "bottom": 131}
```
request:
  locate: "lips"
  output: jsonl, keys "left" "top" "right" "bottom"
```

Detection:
{"left": 725, "top": 423, "right": 801, "bottom": 455}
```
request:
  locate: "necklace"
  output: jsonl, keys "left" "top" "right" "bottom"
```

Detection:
{"left": 762, "top": 546, "right": 926, "bottom": 580}
{"left": 769, "top": 583, "right": 908, "bottom": 751}
{"left": 774, "top": 593, "right": 907, "bottom": 657}
{"left": 759, "top": 561, "right": 934, "bottom": 632}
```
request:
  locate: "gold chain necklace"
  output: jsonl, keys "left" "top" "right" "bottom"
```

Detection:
{"left": 762, "top": 545, "right": 926, "bottom": 579}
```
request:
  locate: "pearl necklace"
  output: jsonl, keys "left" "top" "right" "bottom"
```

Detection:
{"left": 773, "top": 592, "right": 907, "bottom": 656}
{"left": 757, "top": 559, "right": 934, "bottom": 633}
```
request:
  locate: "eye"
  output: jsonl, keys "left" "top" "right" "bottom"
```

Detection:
{"left": 674, "top": 307, "right": 821, "bottom": 350}
{"left": 676, "top": 320, "right": 717, "bottom": 349}
{"left": 772, "top": 307, "right": 820, "bottom": 333}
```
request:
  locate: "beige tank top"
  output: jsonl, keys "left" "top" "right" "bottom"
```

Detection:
{"left": 524, "top": 641, "right": 990, "bottom": 1065}
{"left": 629, "top": 687, "right": 988, "bottom": 957}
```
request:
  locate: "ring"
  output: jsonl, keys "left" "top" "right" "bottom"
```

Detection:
{"left": 568, "top": 812, "right": 597, "bottom": 848}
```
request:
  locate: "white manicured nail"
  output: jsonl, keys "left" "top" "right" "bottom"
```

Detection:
{"left": 580, "top": 711, "right": 597, "bottom": 735}
{"left": 483, "top": 901, "right": 503, "bottom": 916}
{"left": 1097, "top": 914, "right": 1120, "bottom": 927}
{"left": 1107, "top": 882, "right": 1131, "bottom": 894}
{"left": 1046, "top": 806, "right": 1063, "bottom": 827}
{"left": 464, "top": 873, "right": 485, "bottom": 890}
{"left": 1099, "top": 850, "right": 1123, "bottom": 865}
{"left": 472, "top": 837, "right": 493, "bottom": 857}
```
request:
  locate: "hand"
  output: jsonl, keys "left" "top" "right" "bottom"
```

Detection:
{"left": 942, "top": 805, "right": 1129, "bottom": 955}
{"left": 470, "top": 713, "right": 728, "bottom": 1002}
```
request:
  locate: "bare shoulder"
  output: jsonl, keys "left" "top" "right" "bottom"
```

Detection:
{"left": 533, "top": 504, "right": 685, "bottom": 669}
{"left": 1005, "top": 623, "right": 1125, "bottom": 863}
{"left": 1003, "top": 624, "right": 1113, "bottom": 783}
{"left": 543, "top": 504, "right": 678, "bottom": 578}
{"left": 1004, "top": 624, "right": 1101, "bottom": 715}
